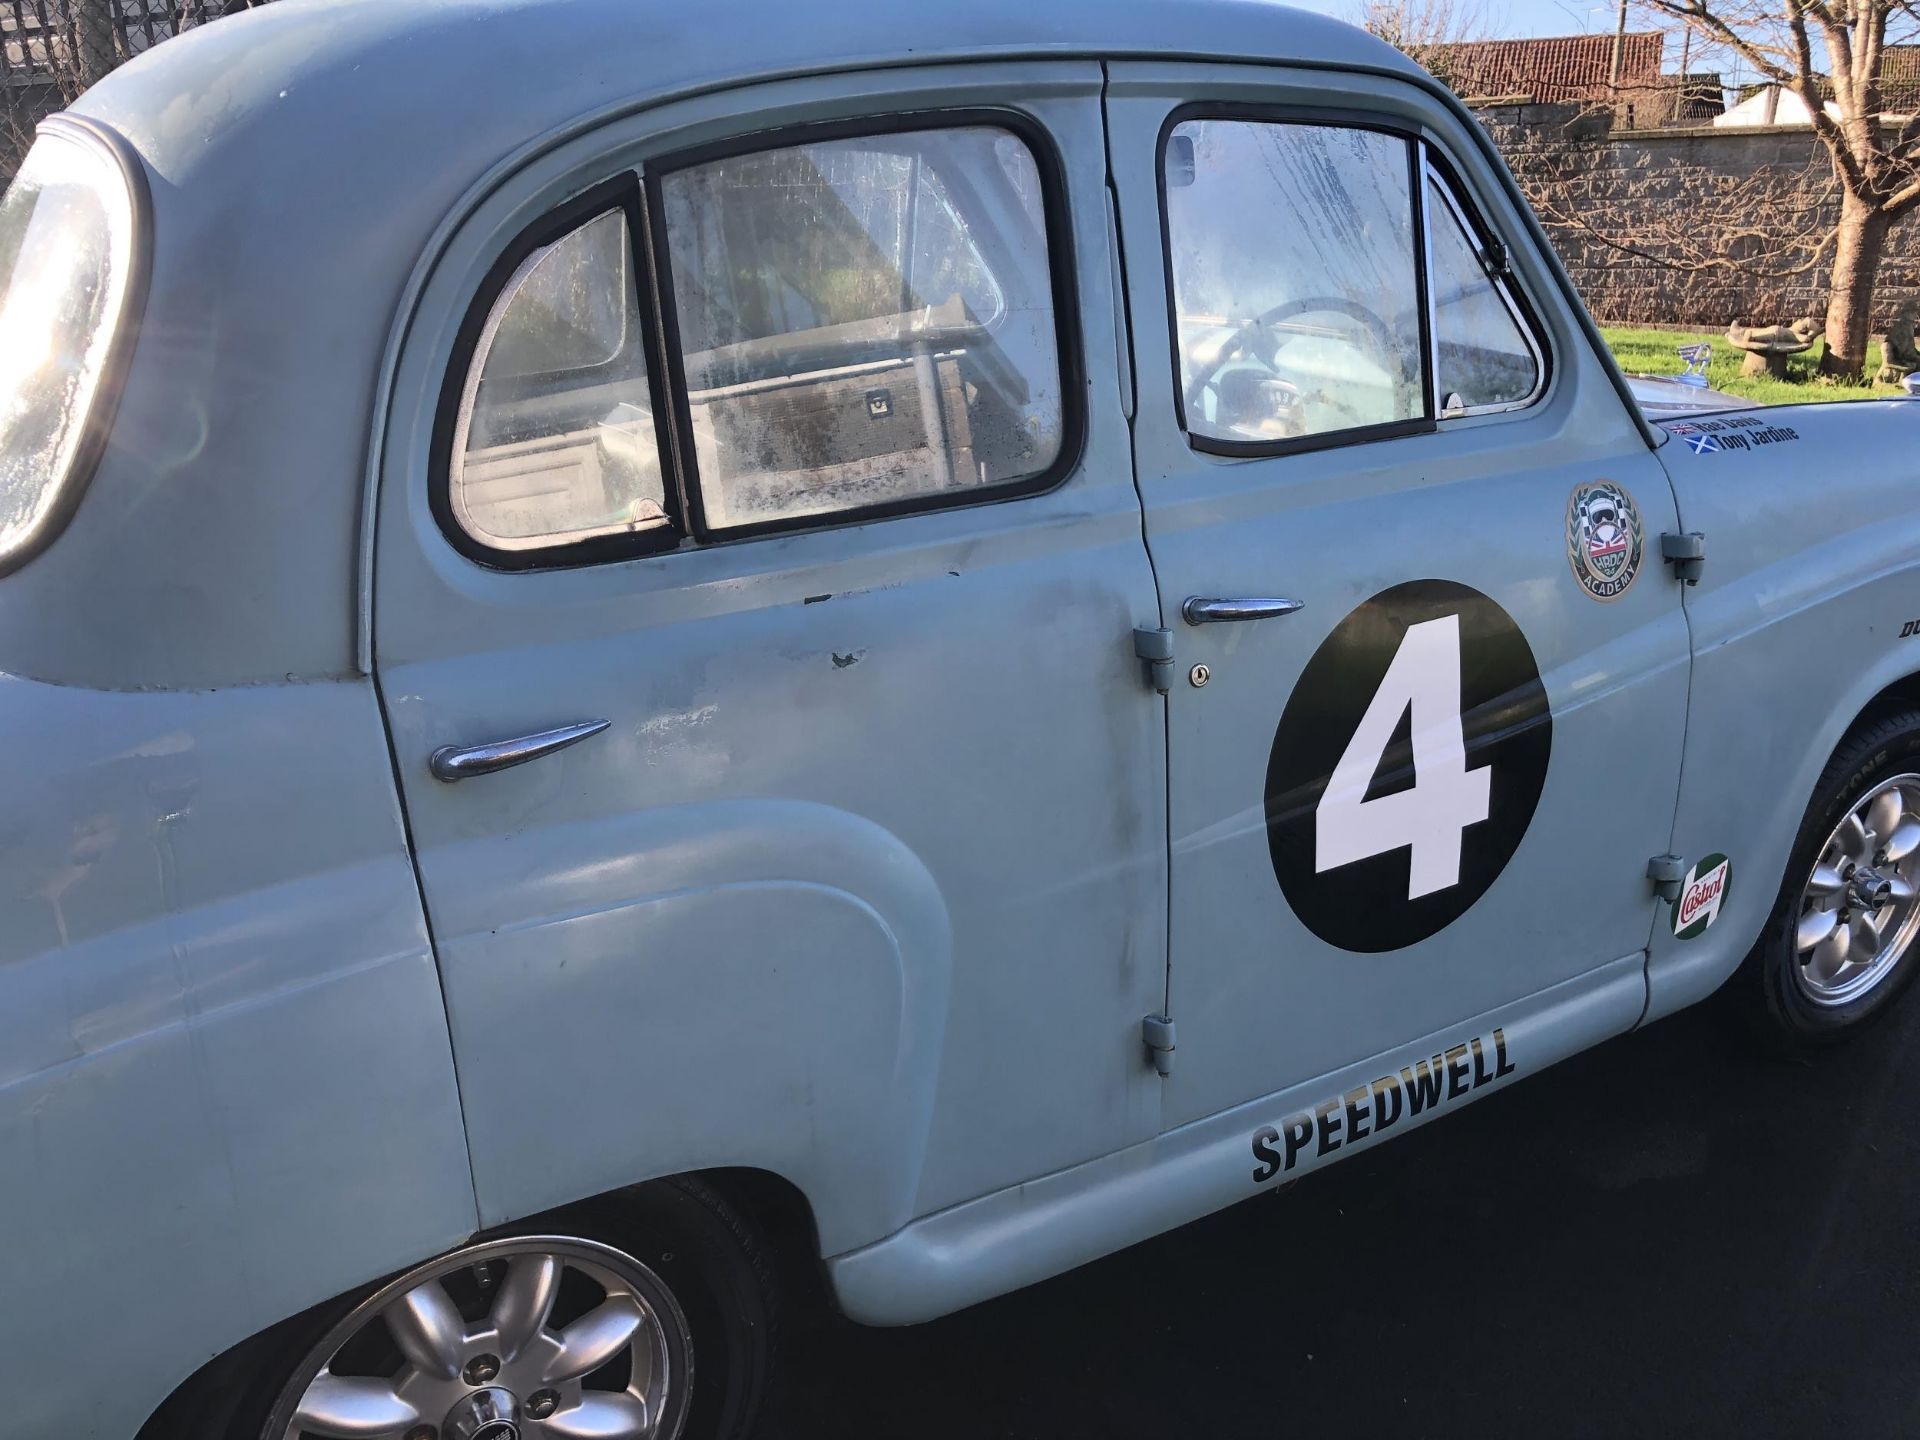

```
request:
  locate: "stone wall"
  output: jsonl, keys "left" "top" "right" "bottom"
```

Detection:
{"left": 1479, "top": 102, "right": 1919, "bottom": 331}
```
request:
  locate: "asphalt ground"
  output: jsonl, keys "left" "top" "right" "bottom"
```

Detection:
{"left": 772, "top": 988, "right": 1920, "bottom": 1438}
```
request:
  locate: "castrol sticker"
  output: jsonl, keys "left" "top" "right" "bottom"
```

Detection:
{"left": 1672, "top": 853, "right": 1731, "bottom": 940}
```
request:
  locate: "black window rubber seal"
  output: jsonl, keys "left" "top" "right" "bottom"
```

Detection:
{"left": 643, "top": 105, "right": 1088, "bottom": 546}
{"left": 429, "top": 173, "right": 687, "bottom": 572}
{"left": 1154, "top": 101, "right": 1441, "bottom": 461}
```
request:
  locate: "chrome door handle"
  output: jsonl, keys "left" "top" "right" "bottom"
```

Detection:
{"left": 429, "top": 719, "right": 610, "bottom": 782}
{"left": 1181, "top": 596, "right": 1305, "bottom": 625}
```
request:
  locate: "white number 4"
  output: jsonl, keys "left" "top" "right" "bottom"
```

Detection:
{"left": 1315, "top": 615, "right": 1491, "bottom": 900}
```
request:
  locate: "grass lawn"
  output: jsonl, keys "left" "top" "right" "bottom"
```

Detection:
{"left": 1599, "top": 325, "right": 1903, "bottom": 405}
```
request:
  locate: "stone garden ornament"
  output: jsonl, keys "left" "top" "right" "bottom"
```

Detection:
{"left": 1725, "top": 317, "right": 1823, "bottom": 379}
{"left": 1875, "top": 301, "right": 1919, "bottom": 387}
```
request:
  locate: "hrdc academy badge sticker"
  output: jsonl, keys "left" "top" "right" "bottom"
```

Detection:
{"left": 1566, "top": 480, "right": 1645, "bottom": 602}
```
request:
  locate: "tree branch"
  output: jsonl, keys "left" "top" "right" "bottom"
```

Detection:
{"left": 1638, "top": 0, "right": 1796, "bottom": 83}
{"left": 1775, "top": 0, "right": 1879, "bottom": 190}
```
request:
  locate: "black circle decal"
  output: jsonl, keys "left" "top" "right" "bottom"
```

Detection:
{"left": 1266, "top": 580, "right": 1551, "bottom": 953}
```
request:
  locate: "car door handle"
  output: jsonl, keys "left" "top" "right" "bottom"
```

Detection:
{"left": 429, "top": 719, "right": 611, "bottom": 782}
{"left": 1181, "top": 597, "right": 1305, "bottom": 625}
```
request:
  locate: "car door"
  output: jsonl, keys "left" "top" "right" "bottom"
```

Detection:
{"left": 1106, "top": 62, "right": 1693, "bottom": 1130}
{"left": 373, "top": 66, "right": 1167, "bottom": 1256}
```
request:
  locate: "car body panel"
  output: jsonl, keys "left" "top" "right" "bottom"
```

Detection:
{"left": 373, "top": 67, "right": 1169, "bottom": 1254}
{"left": 1624, "top": 372, "right": 1752, "bottom": 417}
{"left": 1646, "top": 402, "right": 1920, "bottom": 1020}
{"left": 831, "top": 949, "right": 1645, "bottom": 1324}
{"left": 51, "top": 0, "right": 1423, "bottom": 690}
{"left": 1106, "top": 62, "right": 1689, "bottom": 1126}
{"left": 3, "top": 1, "right": 1917, "bottom": 1433}
{"left": 0, "top": 674, "right": 474, "bottom": 1440}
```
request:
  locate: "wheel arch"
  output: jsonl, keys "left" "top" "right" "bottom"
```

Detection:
{"left": 133, "top": 1166, "right": 827, "bottom": 1440}
{"left": 1850, "top": 670, "right": 1920, "bottom": 730}
{"left": 1646, "top": 657, "right": 1920, "bottom": 1027}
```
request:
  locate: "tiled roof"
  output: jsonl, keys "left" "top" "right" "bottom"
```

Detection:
{"left": 1674, "top": 71, "right": 1725, "bottom": 120}
{"left": 1884, "top": 45, "right": 1920, "bottom": 110}
{"left": 1434, "top": 32, "right": 1664, "bottom": 103}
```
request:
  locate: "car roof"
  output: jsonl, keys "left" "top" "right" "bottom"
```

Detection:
{"left": 75, "top": 0, "right": 1422, "bottom": 274}
{"left": 8, "top": 0, "right": 1422, "bottom": 690}
{"left": 84, "top": 0, "right": 1419, "bottom": 155}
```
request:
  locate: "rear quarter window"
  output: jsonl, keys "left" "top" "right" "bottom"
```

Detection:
{"left": 447, "top": 197, "right": 672, "bottom": 555}
{"left": 0, "top": 121, "right": 145, "bottom": 576}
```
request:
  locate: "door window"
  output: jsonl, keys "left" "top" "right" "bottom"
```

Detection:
{"left": 439, "top": 122, "right": 1074, "bottom": 563}
{"left": 657, "top": 125, "right": 1066, "bottom": 533}
{"left": 1159, "top": 119, "right": 1551, "bottom": 452}
{"left": 1163, "top": 119, "right": 1427, "bottom": 450}
{"left": 1426, "top": 171, "right": 1543, "bottom": 415}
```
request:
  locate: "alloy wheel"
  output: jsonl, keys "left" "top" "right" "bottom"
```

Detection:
{"left": 1794, "top": 773, "right": 1920, "bottom": 1006}
{"left": 272, "top": 1236, "right": 689, "bottom": 1440}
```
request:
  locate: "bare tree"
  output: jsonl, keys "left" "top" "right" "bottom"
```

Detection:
{"left": 45, "top": 0, "right": 124, "bottom": 98}
{"left": 1356, "top": 0, "right": 1491, "bottom": 91}
{"left": 1509, "top": 126, "right": 1841, "bottom": 318}
{"left": 1635, "top": 0, "right": 1920, "bottom": 376}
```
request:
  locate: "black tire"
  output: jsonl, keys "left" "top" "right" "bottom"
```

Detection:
{"left": 594, "top": 1177, "right": 781, "bottom": 1440}
{"left": 139, "top": 1177, "right": 778, "bottom": 1440}
{"left": 1731, "top": 708, "right": 1920, "bottom": 1054}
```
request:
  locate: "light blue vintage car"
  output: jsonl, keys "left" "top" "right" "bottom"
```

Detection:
{"left": 4, "top": 1, "right": 1919, "bottom": 1435}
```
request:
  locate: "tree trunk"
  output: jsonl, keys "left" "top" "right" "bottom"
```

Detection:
{"left": 1821, "top": 188, "right": 1891, "bottom": 380}
{"left": 54, "top": 0, "right": 120, "bottom": 97}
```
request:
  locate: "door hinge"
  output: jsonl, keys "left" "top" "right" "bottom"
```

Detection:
{"left": 1661, "top": 531, "right": 1706, "bottom": 585}
{"left": 1142, "top": 1013, "right": 1177, "bottom": 1077}
{"left": 1133, "top": 626, "right": 1175, "bottom": 694}
{"left": 1647, "top": 853, "right": 1687, "bottom": 904}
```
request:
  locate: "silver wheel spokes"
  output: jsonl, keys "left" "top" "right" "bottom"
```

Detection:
{"left": 1795, "top": 774, "right": 1920, "bottom": 1006}
{"left": 287, "top": 1243, "right": 672, "bottom": 1440}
